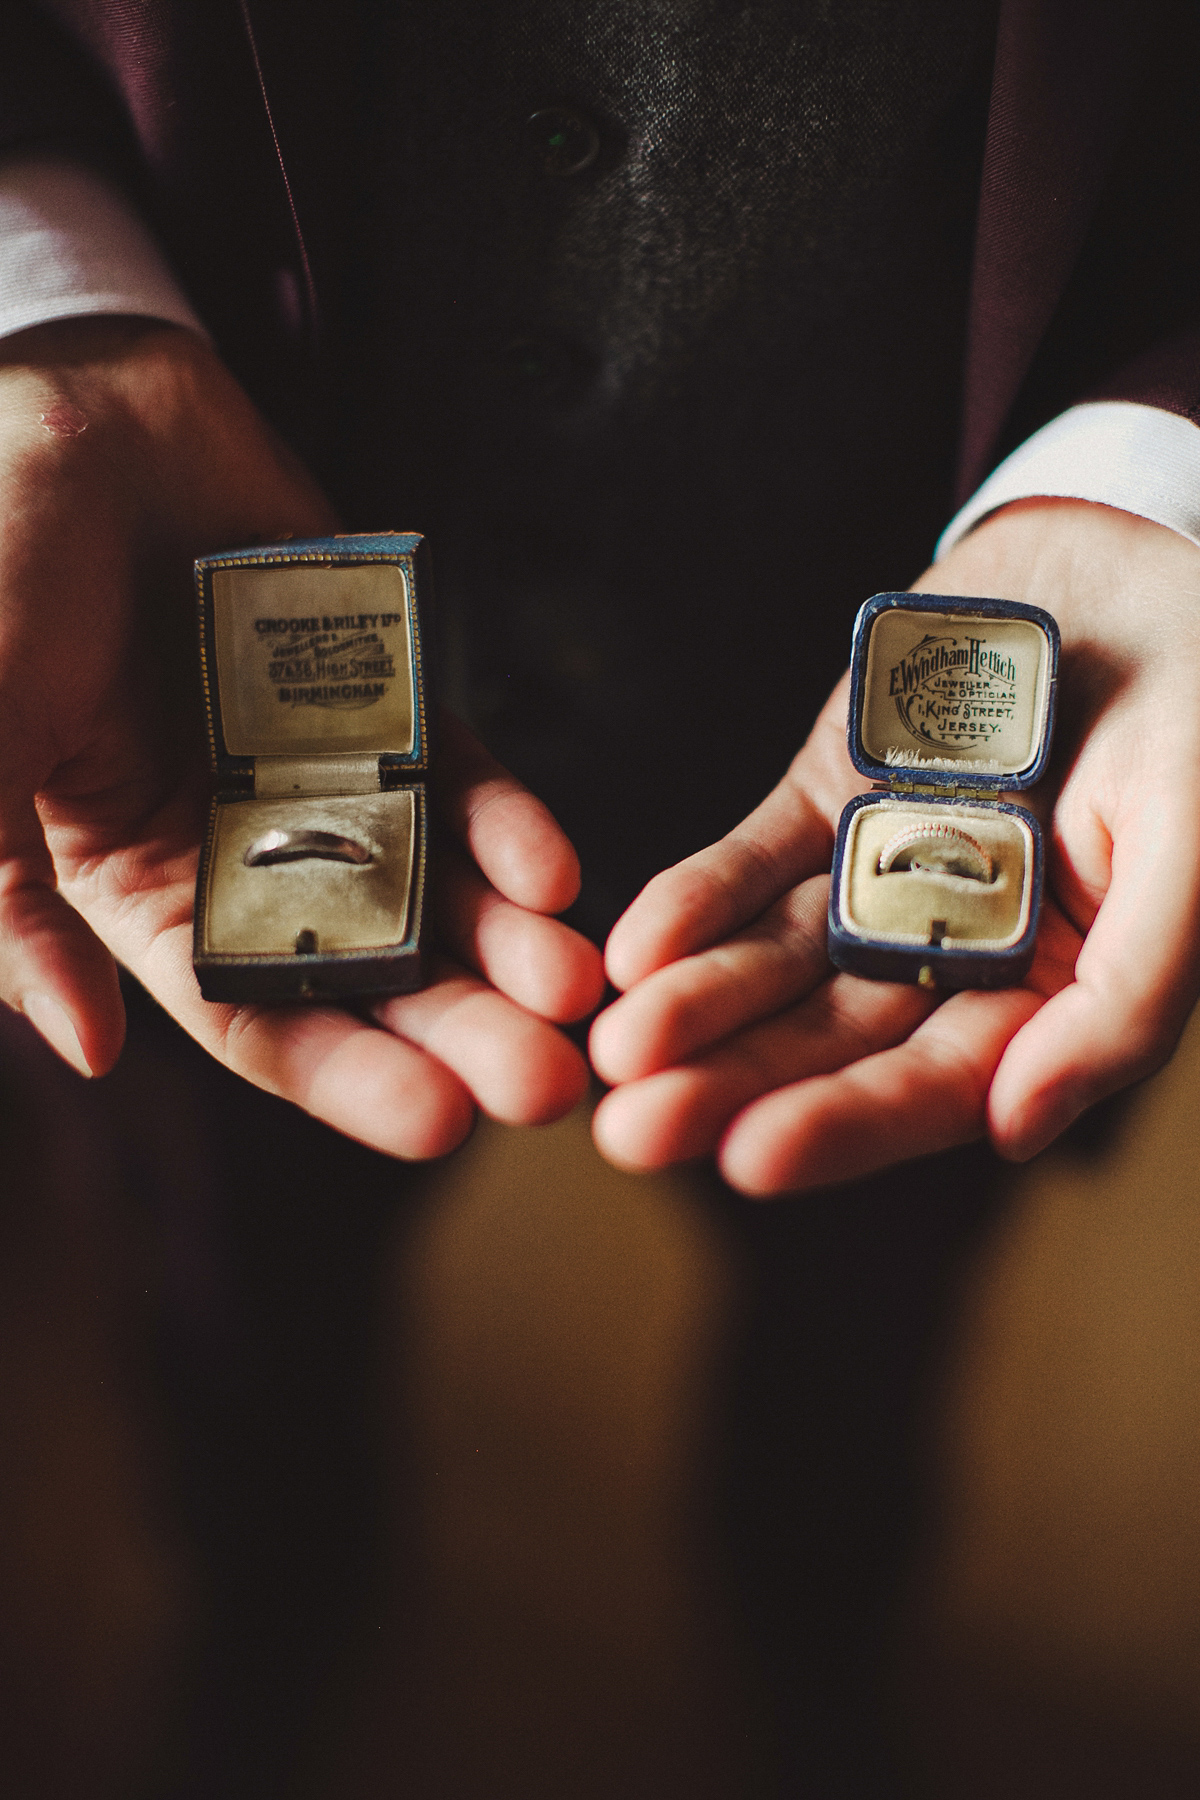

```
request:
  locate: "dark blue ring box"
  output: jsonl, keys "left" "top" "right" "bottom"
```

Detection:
{"left": 193, "top": 533, "right": 432, "bottom": 1003}
{"left": 827, "top": 592, "right": 1059, "bottom": 991}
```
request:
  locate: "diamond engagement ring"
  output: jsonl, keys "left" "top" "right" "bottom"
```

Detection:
{"left": 876, "top": 821, "right": 993, "bottom": 883}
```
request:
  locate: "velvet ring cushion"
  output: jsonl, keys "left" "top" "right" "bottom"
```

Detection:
{"left": 841, "top": 800, "right": 1033, "bottom": 951}
{"left": 201, "top": 792, "right": 416, "bottom": 957}
{"left": 193, "top": 535, "right": 432, "bottom": 1002}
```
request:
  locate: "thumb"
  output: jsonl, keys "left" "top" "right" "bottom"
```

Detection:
{"left": 0, "top": 788, "right": 124, "bottom": 1076}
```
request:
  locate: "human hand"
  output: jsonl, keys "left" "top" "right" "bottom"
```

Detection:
{"left": 589, "top": 498, "right": 1200, "bottom": 1192}
{"left": 0, "top": 317, "right": 603, "bottom": 1155}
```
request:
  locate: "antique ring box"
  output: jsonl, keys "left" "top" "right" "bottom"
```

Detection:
{"left": 193, "top": 533, "right": 431, "bottom": 1003}
{"left": 827, "top": 592, "right": 1059, "bottom": 990}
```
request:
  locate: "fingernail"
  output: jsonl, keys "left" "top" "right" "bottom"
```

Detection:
{"left": 20, "top": 993, "right": 93, "bottom": 1077}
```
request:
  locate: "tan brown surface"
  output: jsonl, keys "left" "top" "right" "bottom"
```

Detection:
{"left": 9, "top": 1006, "right": 1200, "bottom": 1795}
{"left": 0, "top": 1034, "right": 195, "bottom": 1800}
{"left": 309, "top": 1099, "right": 762, "bottom": 1798}
{"left": 902, "top": 1003, "right": 1200, "bottom": 1795}
{"left": 347, "top": 1011, "right": 1200, "bottom": 1796}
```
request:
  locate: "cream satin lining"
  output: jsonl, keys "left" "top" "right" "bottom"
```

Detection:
{"left": 212, "top": 562, "right": 415, "bottom": 758}
{"left": 861, "top": 610, "right": 1050, "bottom": 776}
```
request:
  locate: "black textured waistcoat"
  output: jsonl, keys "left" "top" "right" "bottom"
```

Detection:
{"left": 328, "top": 0, "right": 997, "bottom": 934}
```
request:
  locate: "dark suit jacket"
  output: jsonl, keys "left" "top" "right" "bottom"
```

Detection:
{"left": 6, "top": 0, "right": 1198, "bottom": 482}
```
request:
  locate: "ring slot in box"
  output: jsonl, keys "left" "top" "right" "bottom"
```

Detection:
{"left": 193, "top": 533, "right": 431, "bottom": 1003}
{"left": 827, "top": 592, "right": 1059, "bottom": 990}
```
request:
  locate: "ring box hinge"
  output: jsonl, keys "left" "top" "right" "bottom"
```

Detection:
{"left": 876, "top": 778, "right": 1001, "bottom": 800}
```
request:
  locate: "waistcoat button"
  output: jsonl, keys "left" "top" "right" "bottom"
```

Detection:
{"left": 526, "top": 105, "right": 602, "bottom": 176}
{"left": 494, "top": 333, "right": 596, "bottom": 400}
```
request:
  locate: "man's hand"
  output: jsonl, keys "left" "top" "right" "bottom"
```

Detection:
{"left": 0, "top": 317, "right": 604, "bottom": 1155}
{"left": 589, "top": 499, "right": 1200, "bottom": 1192}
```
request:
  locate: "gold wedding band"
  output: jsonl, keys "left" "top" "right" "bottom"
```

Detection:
{"left": 877, "top": 821, "right": 993, "bottom": 883}
{"left": 243, "top": 828, "right": 373, "bottom": 867}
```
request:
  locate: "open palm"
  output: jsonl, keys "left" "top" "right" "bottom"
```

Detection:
{"left": 0, "top": 318, "right": 603, "bottom": 1154}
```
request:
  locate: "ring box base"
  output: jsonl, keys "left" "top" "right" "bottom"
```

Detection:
{"left": 195, "top": 785, "right": 428, "bottom": 1003}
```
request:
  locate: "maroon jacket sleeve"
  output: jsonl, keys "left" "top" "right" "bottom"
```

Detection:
{"left": 0, "top": 1, "right": 329, "bottom": 442}
{"left": 959, "top": 0, "right": 1200, "bottom": 495}
{"left": 0, "top": 3, "right": 142, "bottom": 177}
{"left": 1087, "top": 334, "right": 1200, "bottom": 431}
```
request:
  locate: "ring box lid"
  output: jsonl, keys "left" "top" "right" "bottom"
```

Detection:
{"left": 196, "top": 533, "right": 430, "bottom": 796}
{"left": 847, "top": 592, "right": 1059, "bottom": 794}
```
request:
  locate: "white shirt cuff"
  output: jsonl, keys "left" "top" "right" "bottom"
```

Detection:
{"left": 936, "top": 401, "right": 1200, "bottom": 559}
{"left": 0, "top": 153, "right": 207, "bottom": 342}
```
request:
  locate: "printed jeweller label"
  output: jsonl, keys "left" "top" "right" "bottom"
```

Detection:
{"left": 860, "top": 609, "right": 1048, "bottom": 776}
{"left": 211, "top": 562, "right": 416, "bottom": 758}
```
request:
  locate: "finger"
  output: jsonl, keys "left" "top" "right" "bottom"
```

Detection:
{"left": 373, "top": 956, "right": 591, "bottom": 1125}
{"left": 105, "top": 866, "right": 585, "bottom": 1151}
{"left": 989, "top": 792, "right": 1200, "bottom": 1159}
{"left": 718, "top": 984, "right": 1043, "bottom": 1195}
{"left": 603, "top": 670, "right": 859, "bottom": 992}
{"left": 219, "top": 993, "right": 479, "bottom": 1159}
{"left": 0, "top": 790, "right": 124, "bottom": 1076}
{"left": 590, "top": 876, "right": 832, "bottom": 1081}
{"left": 435, "top": 845, "right": 606, "bottom": 1023}
{"left": 592, "top": 972, "right": 932, "bottom": 1170}
{"left": 604, "top": 779, "right": 835, "bottom": 991}
{"left": 92, "top": 871, "right": 478, "bottom": 1157}
{"left": 435, "top": 713, "right": 582, "bottom": 914}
